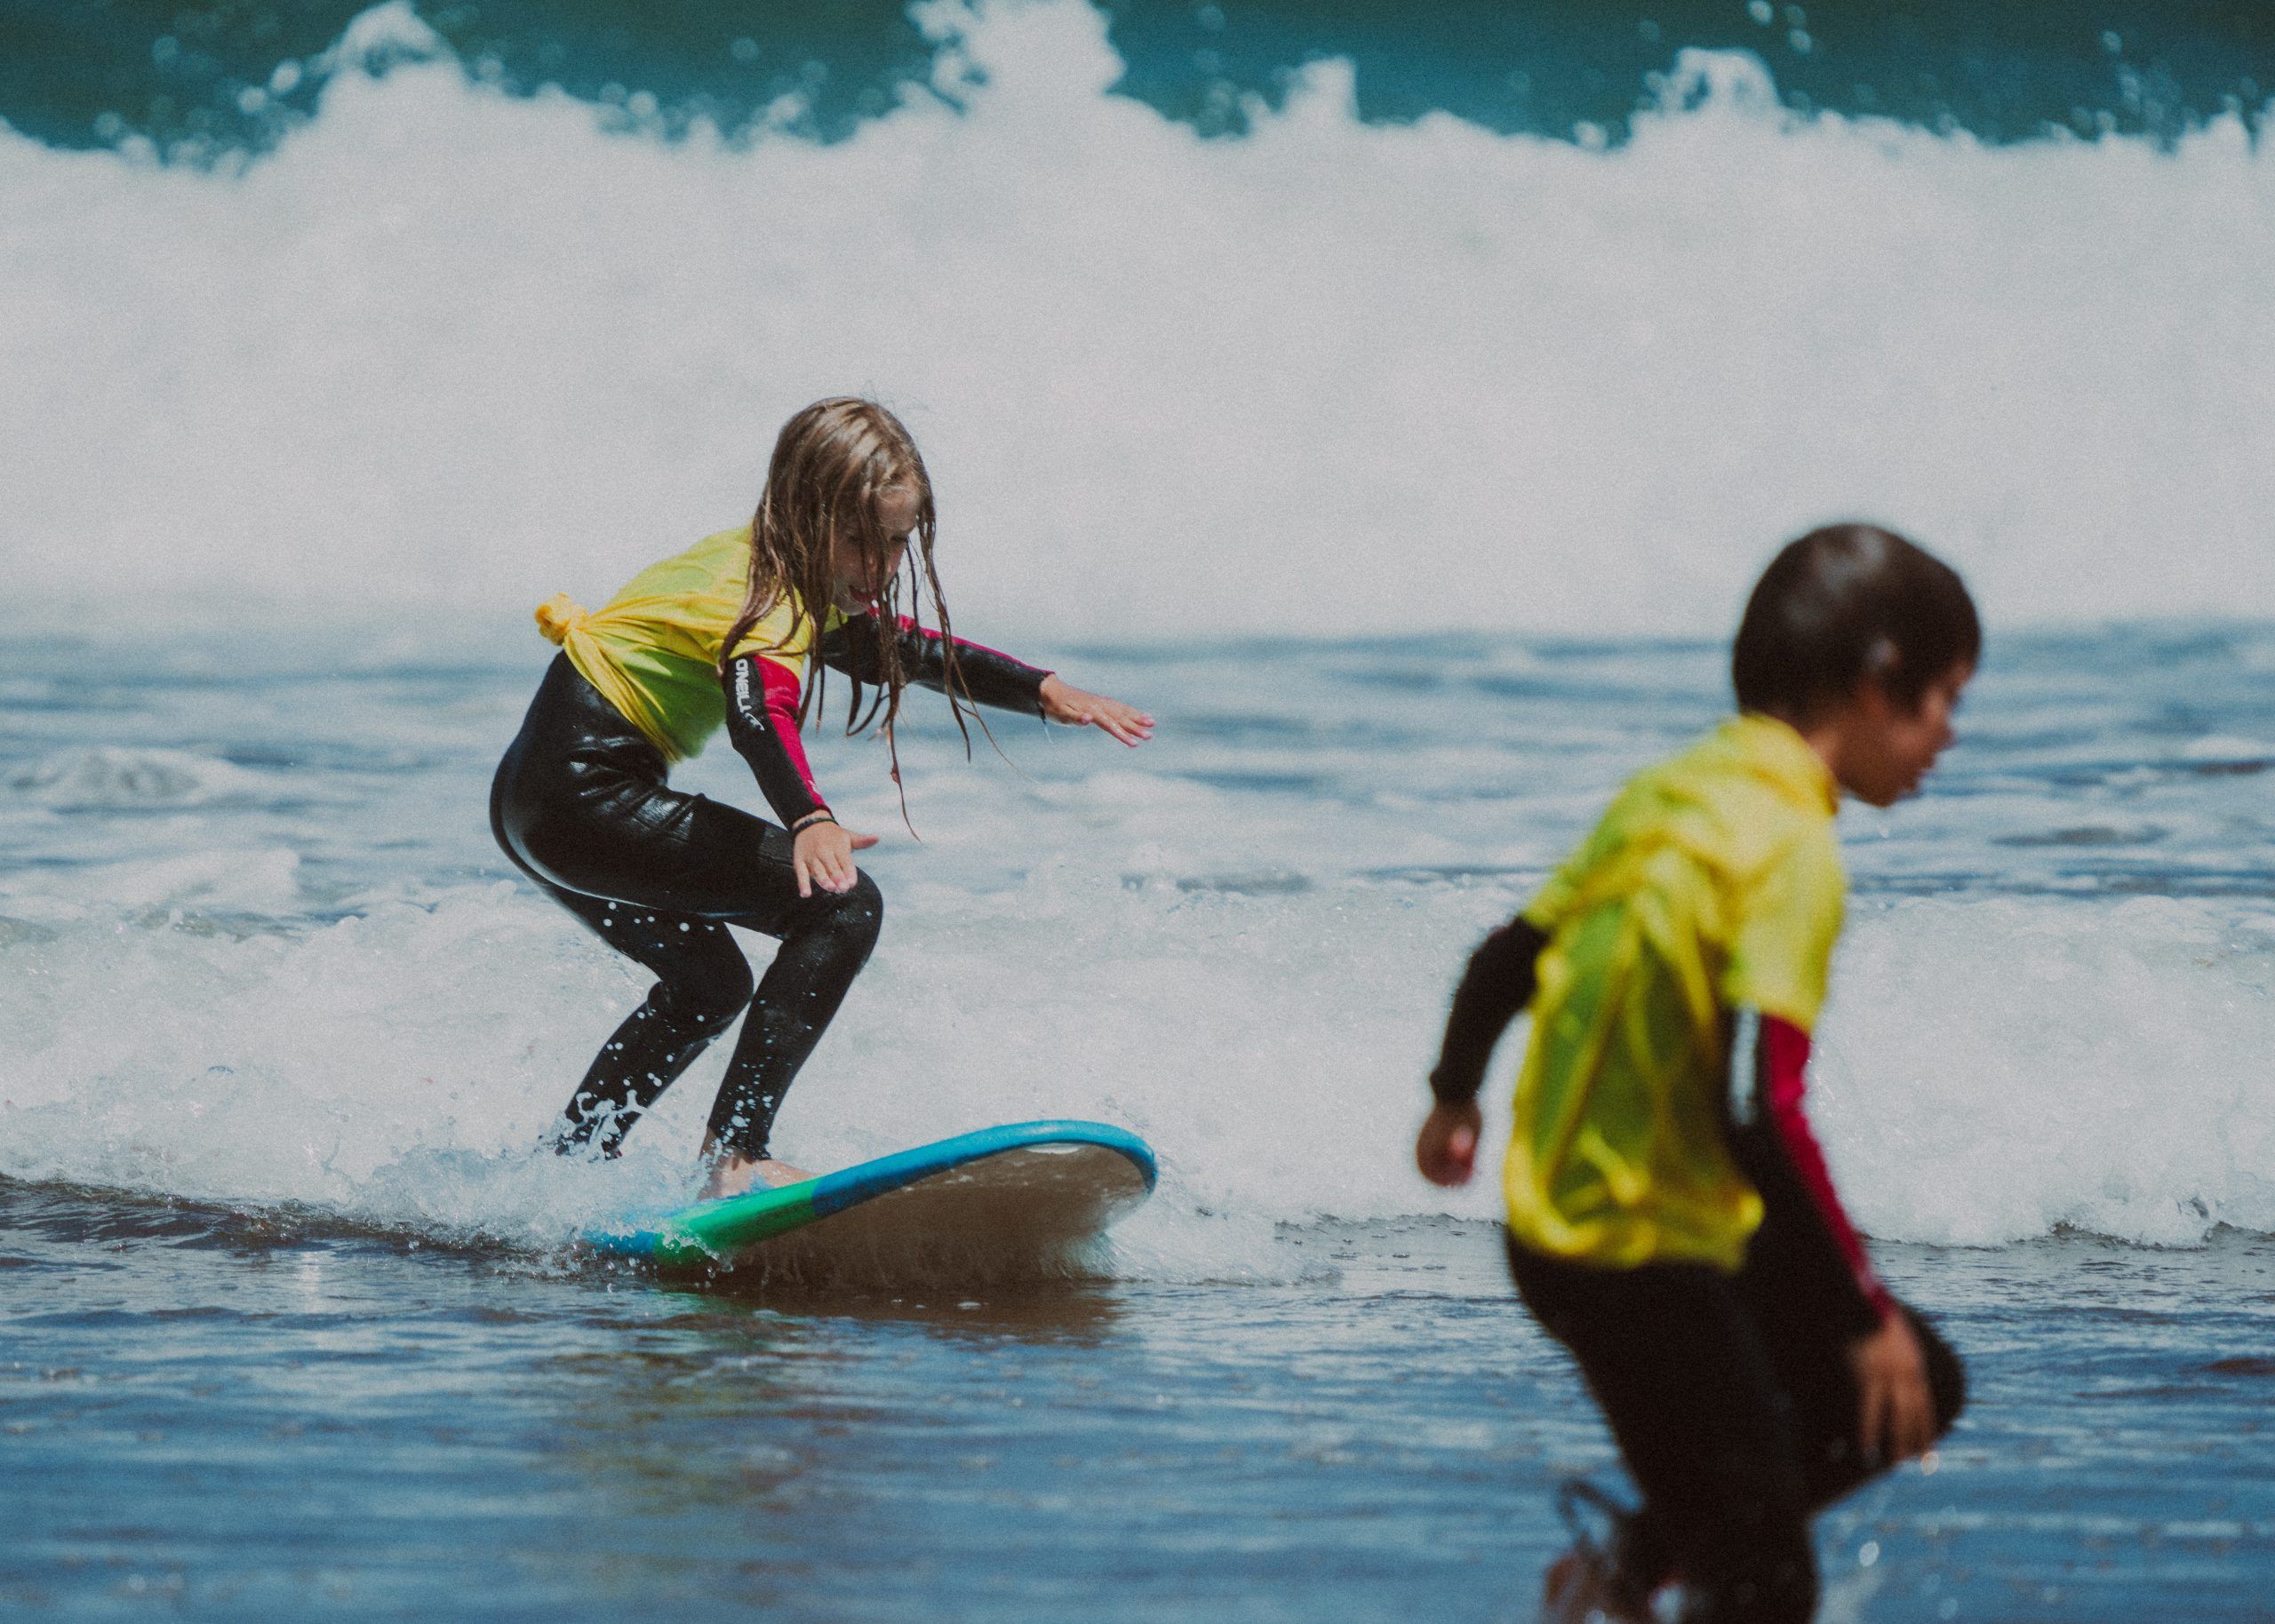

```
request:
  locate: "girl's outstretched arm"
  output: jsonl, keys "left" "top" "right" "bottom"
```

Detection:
{"left": 820, "top": 614, "right": 1050, "bottom": 713}
{"left": 1037, "top": 674, "right": 1154, "bottom": 747}
{"left": 820, "top": 614, "right": 1154, "bottom": 745}
{"left": 1431, "top": 917, "right": 1551, "bottom": 1103}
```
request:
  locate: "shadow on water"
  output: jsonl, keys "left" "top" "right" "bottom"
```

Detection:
{"left": 0, "top": 1173, "right": 1131, "bottom": 1335}
{"left": 0, "top": 1174, "right": 413, "bottom": 1253}
{"left": 531, "top": 1284, "right": 1133, "bottom": 1519}
{"left": 671, "top": 1274, "right": 1128, "bottom": 1341}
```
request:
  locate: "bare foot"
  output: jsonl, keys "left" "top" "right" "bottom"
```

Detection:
{"left": 697, "top": 1152, "right": 813, "bottom": 1203}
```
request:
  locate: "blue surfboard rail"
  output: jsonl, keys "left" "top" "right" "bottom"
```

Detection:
{"left": 810, "top": 1118, "right": 1157, "bottom": 1217}
{"left": 583, "top": 1119, "right": 1156, "bottom": 1267}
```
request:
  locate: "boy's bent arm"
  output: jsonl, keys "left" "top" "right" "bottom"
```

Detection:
{"left": 1737, "top": 1010, "right": 1940, "bottom": 1463}
{"left": 1728, "top": 1009, "right": 1892, "bottom": 1335}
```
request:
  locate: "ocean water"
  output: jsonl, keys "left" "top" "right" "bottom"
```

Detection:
{"left": 6, "top": 2, "right": 2275, "bottom": 1619}
{"left": 6, "top": 625, "right": 2275, "bottom": 1620}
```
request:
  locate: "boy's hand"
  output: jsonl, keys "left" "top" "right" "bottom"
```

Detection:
{"left": 792, "top": 821, "right": 878, "bottom": 898}
{"left": 1039, "top": 674, "right": 1155, "bottom": 746}
{"left": 1850, "top": 1310, "right": 1936, "bottom": 1466}
{"left": 1416, "top": 1100, "right": 1482, "bottom": 1187}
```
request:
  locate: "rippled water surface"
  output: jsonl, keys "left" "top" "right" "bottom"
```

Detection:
{"left": 6, "top": 1191, "right": 2275, "bottom": 1623}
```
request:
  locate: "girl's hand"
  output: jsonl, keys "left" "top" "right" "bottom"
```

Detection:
{"left": 1039, "top": 674, "right": 1155, "bottom": 746}
{"left": 791, "top": 820, "right": 878, "bottom": 898}
{"left": 1850, "top": 1310, "right": 1936, "bottom": 1467}
{"left": 1415, "top": 1099, "right": 1482, "bottom": 1187}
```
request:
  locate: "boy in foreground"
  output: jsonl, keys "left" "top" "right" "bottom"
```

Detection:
{"left": 1419, "top": 525, "right": 1974, "bottom": 1623}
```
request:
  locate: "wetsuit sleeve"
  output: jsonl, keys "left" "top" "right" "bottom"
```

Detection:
{"left": 818, "top": 613, "right": 1052, "bottom": 717}
{"left": 1428, "top": 916, "right": 1551, "bottom": 1105}
{"left": 1728, "top": 1008, "right": 1893, "bottom": 1336}
{"left": 722, "top": 654, "right": 828, "bottom": 828}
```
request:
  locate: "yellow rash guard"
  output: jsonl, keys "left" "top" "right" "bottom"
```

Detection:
{"left": 531, "top": 526, "right": 842, "bottom": 764}
{"left": 1504, "top": 714, "right": 1846, "bottom": 1270}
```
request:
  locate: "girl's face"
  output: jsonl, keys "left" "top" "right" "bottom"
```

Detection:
{"left": 831, "top": 485, "right": 916, "bottom": 613}
{"left": 1833, "top": 660, "right": 1972, "bottom": 808}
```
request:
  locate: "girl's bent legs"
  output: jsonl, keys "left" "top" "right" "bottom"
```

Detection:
{"left": 705, "top": 873, "right": 882, "bottom": 1160}
{"left": 1507, "top": 1239, "right": 1818, "bottom": 1624}
{"left": 540, "top": 888, "right": 755, "bottom": 1156}
{"left": 494, "top": 661, "right": 885, "bottom": 1165}
{"left": 499, "top": 768, "right": 882, "bottom": 1164}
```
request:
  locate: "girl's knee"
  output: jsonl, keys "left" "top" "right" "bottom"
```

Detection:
{"left": 849, "top": 870, "right": 882, "bottom": 931}
{"left": 811, "top": 871, "right": 883, "bottom": 956}
{"left": 653, "top": 949, "right": 755, "bottom": 1035}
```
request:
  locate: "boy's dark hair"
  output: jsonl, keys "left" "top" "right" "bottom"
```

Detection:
{"left": 1732, "top": 524, "right": 1980, "bottom": 720}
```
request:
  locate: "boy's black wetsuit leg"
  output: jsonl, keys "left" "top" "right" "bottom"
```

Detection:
{"left": 1506, "top": 1242, "right": 1964, "bottom": 1624}
{"left": 1507, "top": 1246, "right": 1814, "bottom": 1620}
{"left": 491, "top": 656, "right": 882, "bottom": 1158}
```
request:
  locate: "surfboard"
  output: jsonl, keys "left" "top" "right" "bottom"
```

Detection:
{"left": 583, "top": 1119, "right": 1157, "bottom": 1286}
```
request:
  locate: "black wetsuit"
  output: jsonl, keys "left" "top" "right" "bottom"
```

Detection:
{"left": 491, "top": 616, "right": 1048, "bottom": 1160}
{"left": 1433, "top": 919, "right": 1967, "bottom": 1624}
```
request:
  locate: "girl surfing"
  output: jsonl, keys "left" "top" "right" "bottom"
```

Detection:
{"left": 490, "top": 398, "right": 1153, "bottom": 1201}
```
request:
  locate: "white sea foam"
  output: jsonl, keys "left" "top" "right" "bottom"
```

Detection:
{"left": 3, "top": 0, "right": 2272, "bottom": 640}
{"left": 1821, "top": 896, "right": 2275, "bottom": 1247}
{"left": 3, "top": 860, "right": 2269, "bottom": 1267}
{"left": 0, "top": 846, "right": 305, "bottom": 914}
{"left": 5, "top": 0, "right": 2271, "bottom": 1275}
{"left": 8, "top": 745, "right": 284, "bottom": 809}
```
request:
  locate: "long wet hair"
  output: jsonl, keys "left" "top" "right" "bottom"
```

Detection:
{"left": 1732, "top": 523, "right": 1980, "bottom": 722}
{"left": 719, "top": 398, "right": 981, "bottom": 809}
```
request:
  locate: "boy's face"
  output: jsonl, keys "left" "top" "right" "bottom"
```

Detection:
{"left": 1836, "top": 661, "right": 1972, "bottom": 808}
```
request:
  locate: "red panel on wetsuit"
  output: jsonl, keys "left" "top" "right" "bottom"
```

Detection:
{"left": 1762, "top": 1015, "right": 1894, "bottom": 1318}
{"left": 759, "top": 657, "right": 826, "bottom": 812}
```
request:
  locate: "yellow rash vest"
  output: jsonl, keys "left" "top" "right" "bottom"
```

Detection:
{"left": 531, "top": 526, "right": 842, "bottom": 764}
{"left": 1503, "top": 714, "right": 1846, "bottom": 1270}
